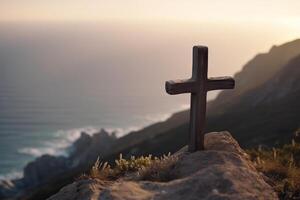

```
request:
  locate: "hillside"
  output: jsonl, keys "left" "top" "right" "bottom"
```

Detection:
{"left": 208, "top": 39, "right": 300, "bottom": 115}
{"left": 206, "top": 54, "right": 300, "bottom": 147}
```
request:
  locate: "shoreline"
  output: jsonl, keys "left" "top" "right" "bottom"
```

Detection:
{"left": 0, "top": 106, "right": 189, "bottom": 182}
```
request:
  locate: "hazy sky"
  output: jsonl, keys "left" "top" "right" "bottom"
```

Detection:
{"left": 0, "top": 0, "right": 300, "bottom": 25}
{"left": 1, "top": 0, "right": 300, "bottom": 78}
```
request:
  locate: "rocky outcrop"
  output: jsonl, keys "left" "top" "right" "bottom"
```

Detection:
{"left": 69, "top": 129, "right": 117, "bottom": 166}
{"left": 23, "top": 155, "right": 69, "bottom": 187}
{"left": 48, "top": 131, "right": 278, "bottom": 200}
{"left": 0, "top": 154, "right": 69, "bottom": 198}
{"left": 0, "top": 129, "right": 117, "bottom": 199}
{"left": 0, "top": 179, "right": 19, "bottom": 198}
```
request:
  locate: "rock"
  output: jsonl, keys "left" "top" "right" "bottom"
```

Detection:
{"left": 23, "top": 155, "right": 69, "bottom": 187}
{"left": 0, "top": 129, "right": 118, "bottom": 199}
{"left": 21, "top": 129, "right": 117, "bottom": 187}
{"left": 0, "top": 179, "right": 17, "bottom": 198}
{"left": 47, "top": 179, "right": 109, "bottom": 200}
{"left": 68, "top": 132, "right": 93, "bottom": 166}
{"left": 48, "top": 131, "right": 278, "bottom": 200}
{"left": 0, "top": 155, "right": 69, "bottom": 198}
{"left": 294, "top": 129, "right": 300, "bottom": 143}
{"left": 69, "top": 129, "right": 117, "bottom": 166}
{"left": 71, "top": 132, "right": 93, "bottom": 156}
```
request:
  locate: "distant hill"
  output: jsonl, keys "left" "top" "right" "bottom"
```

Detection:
{"left": 206, "top": 53, "right": 300, "bottom": 147}
{"left": 208, "top": 39, "right": 300, "bottom": 115}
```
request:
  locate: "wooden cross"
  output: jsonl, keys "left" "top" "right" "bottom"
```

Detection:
{"left": 165, "top": 46, "right": 235, "bottom": 152}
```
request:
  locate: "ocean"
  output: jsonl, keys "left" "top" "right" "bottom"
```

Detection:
{"left": 0, "top": 21, "right": 285, "bottom": 180}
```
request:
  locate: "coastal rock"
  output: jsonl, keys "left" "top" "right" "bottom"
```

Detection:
{"left": 69, "top": 129, "right": 117, "bottom": 166}
{"left": 69, "top": 132, "right": 93, "bottom": 166}
{"left": 0, "top": 129, "right": 117, "bottom": 199}
{"left": 0, "top": 155, "right": 69, "bottom": 198}
{"left": 0, "top": 179, "right": 17, "bottom": 197}
{"left": 23, "top": 155, "right": 69, "bottom": 187}
{"left": 48, "top": 131, "right": 278, "bottom": 200}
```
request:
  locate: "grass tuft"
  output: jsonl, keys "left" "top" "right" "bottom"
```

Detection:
{"left": 137, "top": 153, "right": 179, "bottom": 181}
{"left": 247, "top": 129, "right": 300, "bottom": 199}
{"left": 80, "top": 153, "right": 178, "bottom": 182}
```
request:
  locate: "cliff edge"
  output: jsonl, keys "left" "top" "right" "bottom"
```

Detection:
{"left": 48, "top": 132, "right": 277, "bottom": 200}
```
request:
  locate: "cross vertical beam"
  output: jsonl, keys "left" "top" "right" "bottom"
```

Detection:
{"left": 165, "top": 46, "right": 235, "bottom": 152}
{"left": 189, "top": 46, "right": 208, "bottom": 151}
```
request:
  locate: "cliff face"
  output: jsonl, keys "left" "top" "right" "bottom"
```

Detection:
{"left": 48, "top": 132, "right": 278, "bottom": 200}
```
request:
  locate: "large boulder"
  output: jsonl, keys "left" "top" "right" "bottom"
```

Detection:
{"left": 48, "top": 131, "right": 278, "bottom": 200}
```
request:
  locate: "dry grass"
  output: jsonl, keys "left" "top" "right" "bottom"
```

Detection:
{"left": 137, "top": 153, "right": 179, "bottom": 181}
{"left": 80, "top": 153, "right": 178, "bottom": 182}
{"left": 247, "top": 129, "right": 300, "bottom": 199}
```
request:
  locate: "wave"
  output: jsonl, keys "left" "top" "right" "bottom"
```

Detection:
{"left": 18, "top": 147, "right": 66, "bottom": 157}
{"left": 18, "top": 127, "right": 100, "bottom": 157}
{"left": 105, "top": 126, "right": 140, "bottom": 138}
{"left": 17, "top": 103, "right": 189, "bottom": 157}
{"left": 0, "top": 171, "right": 23, "bottom": 181}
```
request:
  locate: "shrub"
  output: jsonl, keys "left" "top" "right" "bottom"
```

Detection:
{"left": 247, "top": 131, "right": 300, "bottom": 199}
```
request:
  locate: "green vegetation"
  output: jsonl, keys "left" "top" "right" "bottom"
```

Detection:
{"left": 247, "top": 129, "right": 300, "bottom": 199}
{"left": 80, "top": 153, "right": 178, "bottom": 182}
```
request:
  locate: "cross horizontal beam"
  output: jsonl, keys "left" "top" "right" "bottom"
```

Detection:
{"left": 165, "top": 79, "right": 196, "bottom": 94}
{"left": 166, "top": 76, "right": 234, "bottom": 95}
{"left": 207, "top": 77, "right": 235, "bottom": 91}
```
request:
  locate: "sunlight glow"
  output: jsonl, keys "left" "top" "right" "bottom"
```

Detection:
{"left": 0, "top": 0, "right": 299, "bottom": 25}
